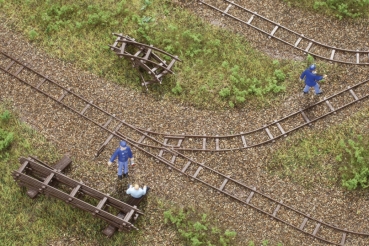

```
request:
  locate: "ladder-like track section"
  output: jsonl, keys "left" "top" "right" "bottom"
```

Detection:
{"left": 199, "top": 0, "right": 369, "bottom": 65}
{"left": 1, "top": 51, "right": 369, "bottom": 244}
{"left": 13, "top": 157, "right": 143, "bottom": 233}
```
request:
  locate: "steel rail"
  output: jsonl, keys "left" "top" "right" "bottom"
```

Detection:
{"left": 1, "top": 52, "right": 369, "bottom": 244}
{"left": 199, "top": 0, "right": 369, "bottom": 65}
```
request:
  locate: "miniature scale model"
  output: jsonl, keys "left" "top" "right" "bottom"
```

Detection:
{"left": 126, "top": 184, "right": 148, "bottom": 198}
{"left": 109, "top": 33, "right": 181, "bottom": 89}
{"left": 108, "top": 140, "right": 135, "bottom": 179}
{"left": 300, "top": 64, "right": 327, "bottom": 95}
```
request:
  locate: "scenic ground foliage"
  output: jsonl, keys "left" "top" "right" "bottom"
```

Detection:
{"left": 284, "top": 0, "right": 369, "bottom": 19}
{"left": 0, "top": 103, "right": 247, "bottom": 245}
{"left": 1, "top": 0, "right": 369, "bottom": 245}
{"left": 268, "top": 107, "right": 369, "bottom": 190}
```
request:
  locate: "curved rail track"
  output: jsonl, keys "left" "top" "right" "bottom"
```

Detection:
{"left": 1, "top": 51, "right": 369, "bottom": 245}
{"left": 198, "top": 0, "right": 369, "bottom": 65}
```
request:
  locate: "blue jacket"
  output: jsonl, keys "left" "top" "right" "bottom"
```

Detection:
{"left": 300, "top": 69, "right": 324, "bottom": 86}
{"left": 110, "top": 147, "right": 133, "bottom": 163}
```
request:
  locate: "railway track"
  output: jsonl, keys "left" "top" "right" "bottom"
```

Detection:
{"left": 1, "top": 51, "right": 369, "bottom": 245}
{"left": 198, "top": 0, "right": 369, "bottom": 65}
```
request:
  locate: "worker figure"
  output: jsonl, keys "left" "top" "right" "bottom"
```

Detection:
{"left": 300, "top": 64, "right": 327, "bottom": 95}
{"left": 108, "top": 140, "right": 134, "bottom": 180}
{"left": 126, "top": 184, "right": 148, "bottom": 198}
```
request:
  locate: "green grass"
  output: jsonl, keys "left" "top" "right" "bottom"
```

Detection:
{"left": 0, "top": 103, "right": 139, "bottom": 245}
{"left": 0, "top": 0, "right": 315, "bottom": 109}
{"left": 283, "top": 0, "right": 369, "bottom": 19}
{"left": 267, "top": 107, "right": 369, "bottom": 189}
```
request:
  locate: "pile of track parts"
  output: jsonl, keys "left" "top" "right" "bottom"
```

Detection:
{"left": 12, "top": 155, "right": 143, "bottom": 237}
{"left": 109, "top": 33, "right": 181, "bottom": 88}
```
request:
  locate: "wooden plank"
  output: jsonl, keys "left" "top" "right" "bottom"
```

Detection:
{"left": 151, "top": 62, "right": 164, "bottom": 73}
{"left": 219, "top": 175, "right": 230, "bottom": 191}
{"left": 356, "top": 50, "right": 359, "bottom": 64}
{"left": 240, "top": 132, "right": 247, "bottom": 147}
{"left": 177, "top": 134, "right": 185, "bottom": 147}
{"left": 272, "top": 201, "right": 283, "bottom": 217}
{"left": 111, "top": 35, "right": 121, "bottom": 49}
{"left": 312, "top": 222, "right": 321, "bottom": 236}
{"left": 192, "top": 166, "right": 203, "bottom": 180}
{"left": 96, "top": 197, "right": 108, "bottom": 210}
{"left": 264, "top": 126, "right": 274, "bottom": 142}
{"left": 202, "top": 136, "right": 207, "bottom": 150}
{"left": 215, "top": 135, "right": 220, "bottom": 150}
{"left": 95, "top": 123, "right": 123, "bottom": 157}
{"left": 222, "top": 3, "right": 233, "bottom": 15}
{"left": 58, "top": 89, "right": 69, "bottom": 102}
{"left": 14, "top": 66, "right": 24, "bottom": 76}
{"left": 299, "top": 216, "right": 309, "bottom": 230}
{"left": 349, "top": 88, "right": 359, "bottom": 101}
{"left": 53, "top": 155, "right": 72, "bottom": 172}
{"left": 67, "top": 185, "right": 81, "bottom": 202}
{"left": 81, "top": 100, "right": 93, "bottom": 115}
{"left": 294, "top": 37, "right": 302, "bottom": 47}
{"left": 102, "top": 115, "right": 114, "bottom": 128}
{"left": 247, "top": 14, "right": 255, "bottom": 24}
{"left": 340, "top": 232, "right": 347, "bottom": 246}
{"left": 181, "top": 161, "right": 191, "bottom": 174}
{"left": 143, "top": 46, "right": 152, "bottom": 60}
{"left": 269, "top": 25, "right": 279, "bottom": 38}
{"left": 138, "top": 128, "right": 151, "bottom": 143}
{"left": 5, "top": 60, "right": 15, "bottom": 70}
{"left": 305, "top": 42, "right": 313, "bottom": 52}
{"left": 43, "top": 173, "right": 55, "bottom": 185}
{"left": 36, "top": 78, "right": 46, "bottom": 89}
{"left": 275, "top": 121, "right": 287, "bottom": 137}
{"left": 17, "top": 160, "right": 29, "bottom": 173}
{"left": 300, "top": 110, "right": 311, "bottom": 124}
{"left": 123, "top": 209, "right": 135, "bottom": 223}
{"left": 330, "top": 49, "right": 336, "bottom": 60}
{"left": 119, "top": 41, "right": 127, "bottom": 55}
{"left": 325, "top": 99, "right": 335, "bottom": 113}
{"left": 158, "top": 139, "right": 169, "bottom": 157}
{"left": 246, "top": 187, "right": 256, "bottom": 204}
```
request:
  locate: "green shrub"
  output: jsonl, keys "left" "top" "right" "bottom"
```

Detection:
{"left": 0, "top": 110, "right": 11, "bottom": 122}
{"left": 336, "top": 135, "right": 369, "bottom": 190}
{"left": 28, "top": 29, "right": 38, "bottom": 40}
{"left": 164, "top": 208, "right": 236, "bottom": 246}
{"left": 0, "top": 128, "right": 14, "bottom": 153}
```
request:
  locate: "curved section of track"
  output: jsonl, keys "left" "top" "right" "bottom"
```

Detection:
{"left": 1, "top": 51, "right": 369, "bottom": 245}
{"left": 198, "top": 0, "right": 369, "bottom": 65}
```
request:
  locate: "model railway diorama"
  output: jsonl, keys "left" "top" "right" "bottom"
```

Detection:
{"left": 2, "top": 0, "right": 369, "bottom": 245}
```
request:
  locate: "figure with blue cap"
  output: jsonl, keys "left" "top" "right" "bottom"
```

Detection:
{"left": 108, "top": 140, "right": 134, "bottom": 180}
{"left": 300, "top": 64, "right": 327, "bottom": 95}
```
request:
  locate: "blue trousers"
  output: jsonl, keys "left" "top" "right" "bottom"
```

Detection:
{"left": 303, "top": 83, "right": 321, "bottom": 94}
{"left": 118, "top": 160, "right": 129, "bottom": 175}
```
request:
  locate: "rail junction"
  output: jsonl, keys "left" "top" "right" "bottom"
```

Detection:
{"left": 2, "top": 49, "right": 369, "bottom": 244}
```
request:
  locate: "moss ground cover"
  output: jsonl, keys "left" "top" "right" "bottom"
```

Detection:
{"left": 283, "top": 0, "right": 369, "bottom": 19}
{"left": 0, "top": 0, "right": 305, "bottom": 109}
{"left": 267, "top": 107, "right": 369, "bottom": 190}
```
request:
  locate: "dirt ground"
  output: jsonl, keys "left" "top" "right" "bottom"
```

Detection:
{"left": 1, "top": 0, "right": 369, "bottom": 245}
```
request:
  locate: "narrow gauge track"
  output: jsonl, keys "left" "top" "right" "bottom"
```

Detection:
{"left": 1, "top": 51, "right": 369, "bottom": 245}
{"left": 198, "top": 0, "right": 369, "bottom": 65}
